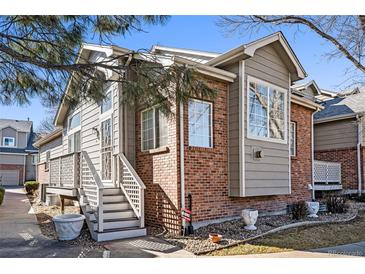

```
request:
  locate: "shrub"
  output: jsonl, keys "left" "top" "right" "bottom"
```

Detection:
{"left": 24, "top": 181, "right": 39, "bottom": 195}
{"left": 326, "top": 195, "right": 348, "bottom": 213}
{"left": 291, "top": 201, "right": 308, "bottom": 220}
{"left": 0, "top": 186, "right": 4, "bottom": 205}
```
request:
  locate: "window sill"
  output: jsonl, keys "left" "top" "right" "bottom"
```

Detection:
{"left": 291, "top": 156, "right": 297, "bottom": 160}
{"left": 141, "top": 146, "right": 170, "bottom": 155}
{"left": 188, "top": 146, "right": 214, "bottom": 152}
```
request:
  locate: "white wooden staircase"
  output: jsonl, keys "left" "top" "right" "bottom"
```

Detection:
{"left": 79, "top": 151, "right": 147, "bottom": 242}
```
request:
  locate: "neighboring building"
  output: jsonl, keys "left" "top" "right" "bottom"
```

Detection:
{"left": 33, "top": 128, "right": 63, "bottom": 201}
{"left": 39, "top": 32, "right": 323, "bottom": 241}
{"left": 0, "top": 119, "right": 38, "bottom": 185}
{"left": 314, "top": 87, "right": 365, "bottom": 195}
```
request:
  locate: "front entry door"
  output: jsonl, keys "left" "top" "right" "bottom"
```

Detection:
{"left": 100, "top": 117, "right": 113, "bottom": 185}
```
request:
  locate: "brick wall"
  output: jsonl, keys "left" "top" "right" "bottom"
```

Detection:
{"left": 37, "top": 163, "right": 49, "bottom": 185}
{"left": 183, "top": 83, "right": 314, "bottom": 223}
{"left": 0, "top": 164, "right": 24, "bottom": 185}
{"left": 315, "top": 147, "right": 358, "bottom": 190}
{"left": 135, "top": 77, "right": 315, "bottom": 231}
{"left": 135, "top": 104, "right": 181, "bottom": 233}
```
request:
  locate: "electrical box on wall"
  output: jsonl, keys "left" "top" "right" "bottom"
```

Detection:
{"left": 252, "top": 146, "right": 264, "bottom": 160}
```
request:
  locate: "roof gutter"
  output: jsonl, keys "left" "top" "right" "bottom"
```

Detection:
{"left": 290, "top": 94, "right": 323, "bottom": 111}
{"left": 314, "top": 112, "right": 365, "bottom": 124}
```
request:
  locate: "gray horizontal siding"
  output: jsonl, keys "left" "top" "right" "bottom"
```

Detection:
{"left": 314, "top": 118, "right": 358, "bottom": 151}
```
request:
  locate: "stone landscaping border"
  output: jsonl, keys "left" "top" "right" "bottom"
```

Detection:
{"left": 196, "top": 211, "right": 359, "bottom": 255}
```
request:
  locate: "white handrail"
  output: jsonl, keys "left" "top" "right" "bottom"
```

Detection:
{"left": 81, "top": 151, "right": 104, "bottom": 232}
{"left": 118, "top": 153, "right": 145, "bottom": 227}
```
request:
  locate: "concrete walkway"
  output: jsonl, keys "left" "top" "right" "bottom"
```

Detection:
{"left": 0, "top": 186, "right": 103, "bottom": 258}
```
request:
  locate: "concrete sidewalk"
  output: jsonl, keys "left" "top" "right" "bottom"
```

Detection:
{"left": 0, "top": 186, "right": 103, "bottom": 258}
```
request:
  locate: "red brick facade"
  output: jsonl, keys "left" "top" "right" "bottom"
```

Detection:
{"left": 37, "top": 163, "right": 49, "bottom": 185}
{"left": 315, "top": 147, "right": 358, "bottom": 190}
{"left": 0, "top": 164, "right": 24, "bottom": 185}
{"left": 135, "top": 78, "right": 315, "bottom": 232}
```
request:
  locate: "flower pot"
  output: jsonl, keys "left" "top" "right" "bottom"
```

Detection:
{"left": 241, "top": 209, "right": 258, "bottom": 231}
{"left": 209, "top": 233, "right": 222, "bottom": 244}
{"left": 53, "top": 214, "right": 85, "bottom": 240}
{"left": 306, "top": 201, "right": 320, "bottom": 218}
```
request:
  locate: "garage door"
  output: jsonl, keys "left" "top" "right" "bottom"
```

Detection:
{"left": 0, "top": 170, "right": 19, "bottom": 186}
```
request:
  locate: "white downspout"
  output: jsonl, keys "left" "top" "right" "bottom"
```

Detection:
{"left": 179, "top": 102, "right": 186, "bottom": 230}
{"left": 356, "top": 115, "right": 362, "bottom": 196}
{"left": 23, "top": 155, "right": 26, "bottom": 185}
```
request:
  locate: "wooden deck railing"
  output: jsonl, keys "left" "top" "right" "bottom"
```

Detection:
{"left": 49, "top": 152, "right": 80, "bottom": 188}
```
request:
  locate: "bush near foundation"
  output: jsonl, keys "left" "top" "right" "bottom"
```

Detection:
{"left": 326, "top": 195, "right": 348, "bottom": 214}
{"left": 24, "top": 181, "right": 39, "bottom": 195}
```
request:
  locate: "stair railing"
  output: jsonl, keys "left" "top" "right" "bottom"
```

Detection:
{"left": 80, "top": 151, "right": 104, "bottom": 232}
{"left": 118, "top": 154, "right": 146, "bottom": 227}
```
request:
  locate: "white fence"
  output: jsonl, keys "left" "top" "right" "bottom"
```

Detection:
{"left": 313, "top": 160, "right": 341, "bottom": 184}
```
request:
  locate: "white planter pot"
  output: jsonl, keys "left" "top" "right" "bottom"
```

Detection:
{"left": 53, "top": 214, "right": 85, "bottom": 240}
{"left": 306, "top": 201, "right": 320, "bottom": 218}
{"left": 241, "top": 209, "right": 258, "bottom": 231}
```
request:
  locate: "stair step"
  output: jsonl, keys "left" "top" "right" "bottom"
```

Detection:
{"left": 94, "top": 227, "right": 147, "bottom": 242}
{"left": 103, "top": 188, "right": 122, "bottom": 195}
{"left": 103, "top": 201, "right": 131, "bottom": 211}
{"left": 91, "top": 217, "right": 140, "bottom": 230}
{"left": 103, "top": 195, "right": 126, "bottom": 203}
{"left": 103, "top": 209, "right": 135, "bottom": 219}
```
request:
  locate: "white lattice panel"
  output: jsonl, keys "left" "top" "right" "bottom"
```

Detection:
{"left": 313, "top": 160, "right": 341, "bottom": 184}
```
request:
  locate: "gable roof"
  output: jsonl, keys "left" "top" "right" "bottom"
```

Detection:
{"left": 54, "top": 43, "right": 237, "bottom": 127}
{"left": 0, "top": 118, "right": 32, "bottom": 132}
{"left": 151, "top": 45, "right": 220, "bottom": 64}
{"left": 292, "top": 80, "right": 321, "bottom": 95}
{"left": 314, "top": 91, "right": 365, "bottom": 122}
{"left": 0, "top": 129, "right": 38, "bottom": 154}
{"left": 33, "top": 128, "right": 63, "bottom": 148}
{"left": 206, "top": 32, "right": 307, "bottom": 82}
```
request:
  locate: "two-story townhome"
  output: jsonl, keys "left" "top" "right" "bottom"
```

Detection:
{"left": 36, "top": 32, "right": 323, "bottom": 241}
{"left": 0, "top": 119, "right": 38, "bottom": 186}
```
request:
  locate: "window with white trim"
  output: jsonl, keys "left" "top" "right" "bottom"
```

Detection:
{"left": 68, "top": 112, "right": 81, "bottom": 131}
{"left": 101, "top": 90, "right": 112, "bottom": 114}
{"left": 3, "top": 137, "right": 15, "bottom": 147}
{"left": 248, "top": 77, "right": 287, "bottom": 143}
{"left": 188, "top": 99, "right": 213, "bottom": 148}
{"left": 68, "top": 131, "right": 81, "bottom": 153}
{"left": 141, "top": 107, "right": 168, "bottom": 151}
{"left": 45, "top": 150, "right": 51, "bottom": 170}
{"left": 290, "top": 122, "right": 296, "bottom": 157}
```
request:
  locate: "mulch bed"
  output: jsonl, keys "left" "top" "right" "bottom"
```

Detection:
{"left": 159, "top": 201, "right": 365, "bottom": 255}
{"left": 27, "top": 193, "right": 105, "bottom": 254}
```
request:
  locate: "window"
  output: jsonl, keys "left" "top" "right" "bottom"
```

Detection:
{"left": 68, "top": 112, "right": 81, "bottom": 131}
{"left": 68, "top": 131, "right": 81, "bottom": 153}
{"left": 32, "top": 154, "right": 38, "bottom": 165}
{"left": 3, "top": 137, "right": 15, "bottom": 147}
{"left": 45, "top": 151, "right": 51, "bottom": 170}
{"left": 248, "top": 77, "right": 287, "bottom": 143}
{"left": 141, "top": 107, "right": 168, "bottom": 151}
{"left": 101, "top": 118, "right": 112, "bottom": 181}
{"left": 188, "top": 100, "right": 213, "bottom": 148}
{"left": 101, "top": 90, "right": 112, "bottom": 114}
{"left": 290, "top": 122, "right": 296, "bottom": 157}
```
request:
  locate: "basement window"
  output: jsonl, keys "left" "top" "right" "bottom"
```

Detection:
{"left": 141, "top": 107, "right": 168, "bottom": 151}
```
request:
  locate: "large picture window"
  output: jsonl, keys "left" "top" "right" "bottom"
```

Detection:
{"left": 247, "top": 77, "right": 287, "bottom": 143}
{"left": 188, "top": 99, "right": 213, "bottom": 148}
{"left": 141, "top": 107, "right": 168, "bottom": 151}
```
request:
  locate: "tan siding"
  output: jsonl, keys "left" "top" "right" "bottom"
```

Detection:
{"left": 1, "top": 127, "right": 16, "bottom": 146}
{"left": 314, "top": 118, "right": 358, "bottom": 151}
{"left": 244, "top": 45, "right": 290, "bottom": 196}
{"left": 0, "top": 154, "right": 24, "bottom": 165}
{"left": 39, "top": 136, "right": 62, "bottom": 162}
